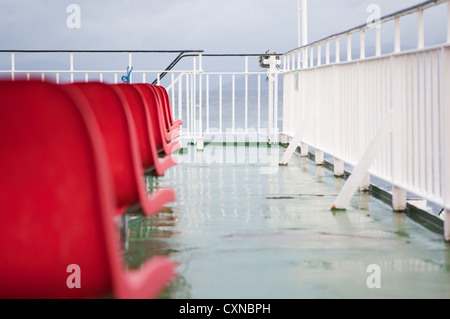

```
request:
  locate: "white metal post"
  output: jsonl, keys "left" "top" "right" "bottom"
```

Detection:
{"left": 347, "top": 34, "right": 352, "bottom": 62}
{"left": 268, "top": 61, "right": 273, "bottom": 143}
{"left": 326, "top": 41, "right": 330, "bottom": 65}
{"left": 10, "top": 52, "right": 15, "bottom": 81}
{"left": 448, "top": 0, "right": 450, "bottom": 43}
{"left": 442, "top": 46, "right": 450, "bottom": 241}
{"left": 376, "top": 26, "right": 381, "bottom": 56}
{"left": 70, "top": 52, "right": 74, "bottom": 83}
{"left": 360, "top": 29, "right": 366, "bottom": 59}
{"left": 128, "top": 52, "right": 133, "bottom": 84}
{"left": 334, "top": 158, "right": 345, "bottom": 177}
{"left": 418, "top": 8, "right": 425, "bottom": 50}
{"left": 197, "top": 53, "right": 204, "bottom": 150}
{"left": 245, "top": 56, "right": 249, "bottom": 132}
{"left": 395, "top": 16, "right": 401, "bottom": 53}
{"left": 301, "top": 0, "right": 308, "bottom": 46}
{"left": 297, "top": 0, "right": 301, "bottom": 48}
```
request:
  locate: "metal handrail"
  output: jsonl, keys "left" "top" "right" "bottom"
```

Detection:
{"left": 284, "top": 0, "right": 447, "bottom": 55}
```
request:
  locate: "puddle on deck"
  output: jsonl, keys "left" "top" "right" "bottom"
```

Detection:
{"left": 124, "top": 143, "right": 450, "bottom": 299}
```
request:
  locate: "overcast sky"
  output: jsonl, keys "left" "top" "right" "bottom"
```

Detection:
{"left": 0, "top": 0, "right": 446, "bottom": 52}
{"left": 0, "top": 0, "right": 447, "bottom": 74}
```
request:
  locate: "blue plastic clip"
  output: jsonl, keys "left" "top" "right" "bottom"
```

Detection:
{"left": 121, "top": 66, "right": 133, "bottom": 84}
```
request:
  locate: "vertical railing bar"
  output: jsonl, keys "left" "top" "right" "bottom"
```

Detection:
{"left": 186, "top": 73, "right": 190, "bottom": 136}
{"left": 198, "top": 65, "right": 203, "bottom": 142}
{"left": 178, "top": 74, "right": 182, "bottom": 125}
{"left": 70, "top": 52, "right": 74, "bottom": 83}
{"left": 55, "top": 72, "right": 59, "bottom": 84}
{"left": 412, "top": 53, "right": 419, "bottom": 188}
{"left": 219, "top": 74, "right": 223, "bottom": 133}
{"left": 406, "top": 54, "right": 414, "bottom": 187}
{"left": 419, "top": 52, "right": 426, "bottom": 192}
{"left": 274, "top": 64, "right": 279, "bottom": 142}
{"left": 418, "top": 8, "right": 425, "bottom": 50}
{"left": 268, "top": 67, "right": 273, "bottom": 143}
{"left": 100, "top": 72, "right": 103, "bottom": 83}
{"left": 191, "top": 72, "right": 195, "bottom": 138}
{"left": 192, "top": 58, "right": 196, "bottom": 138}
{"left": 347, "top": 33, "right": 352, "bottom": 62}
{"left": 326, "top": 40, "right": 330, "bottom": 65}
{"left": 447, "top": 0, "right": 450, "bottom": 44}
{"left": 432, "top": 50, "right": 441, "bottom": 197}
{"left": 258, "top": 74, "right": 261, "bottom": 133}
{"left": 232, "top": 74, "right": 235, "bottom": 133}
{"left": 171, "top": 73, "right": 175, "bottom": 113}
{"left": 381, "top": 58, "right": 386, "bottom": 172}
{"left": 383, "top": 58, "right": 389, "bottom": 178}
{"left": 245, "top": 56, "right": 248, "bottom": 132}
{"left": 11, "top": 52, "right": 15, "bottom": 81}
{"left": 206, "top": 74, "right": 209, "bottom": 133}
{"left": 317, "top": 44, "right": 322, "bottom": 66}
{"left": 128, "top": 52, "right": 133, "bottom": 84}
{"left": 425, "top": 52, "right": 434, "bottom": 194}
{"left": 395, "top": 16, "right": 401, "bottom": 53}
{"left": 376, "top": 25, "right": 382, "bottom": 57}
{"left": 360, "top": 29, "right": 366, "bottom": 60}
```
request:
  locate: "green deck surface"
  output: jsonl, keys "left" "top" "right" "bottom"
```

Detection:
{"left": 124, "top": 143, "right": 450, "bottom": 299}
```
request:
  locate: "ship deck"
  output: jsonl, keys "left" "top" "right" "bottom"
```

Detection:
{"left": 123, "top": 143, "right": 450, "bottom": 299}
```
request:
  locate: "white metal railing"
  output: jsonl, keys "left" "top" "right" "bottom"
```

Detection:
{"left": 164, "top": 53, "right": 281, "bottom": 147}
{"left": 280, "top": 0, "right": 450, "bottom": 240}
{"left": 0, "top": 50, "right": 281, "bottom": 146}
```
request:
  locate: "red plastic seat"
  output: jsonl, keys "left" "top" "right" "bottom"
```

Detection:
{"left": 151, "top": 85, "right": 181, "bottom": 134}
{"left": 0, "top": 80, "right": 175, "bottom": 298}
{"left": 133, "top": 84, "right": 181, "bottom": 156}
{"left": 154, "top": 85, "right": 183, "bottom": 128}
{"left": 146, "top": 84, "right": 181, "bottom": 142}
{"left": 114, "top": 84, "right": 177, "bottom": 176}
{"left": 67, "top": 82, "right": 175, "bottom": 217}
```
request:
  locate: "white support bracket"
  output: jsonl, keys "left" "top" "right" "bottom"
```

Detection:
{"left": 332, "top": 111, "right": 393, "bottom": 210}
{"left": 279, "top": 107, "right": 314, "bottom": 165}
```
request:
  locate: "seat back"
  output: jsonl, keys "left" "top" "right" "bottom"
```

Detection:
{"left": 154, "top": 85, "right": 180, "bottom": 127}
{"left": 69, "top": 82, "right": 142, "bottom": 214}
{"left": 114, "top": 84, "right": 157, "bottom": 170}
{"left": 152, "top": 85, "right": 172, "bottom": 130}
{"left": 0, "top": 81, "right": 116, "bottom": 298}
{"left": 133, "top": 84, "right": 167, "bottom": 153}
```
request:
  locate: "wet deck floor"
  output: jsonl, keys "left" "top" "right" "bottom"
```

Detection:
{"left": 124, "top": 143, "right": 450, "bottom": 299}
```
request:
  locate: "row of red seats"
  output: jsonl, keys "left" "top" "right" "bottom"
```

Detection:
{"left": 0, "top": 80, "right": 182, "bottom": 299}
